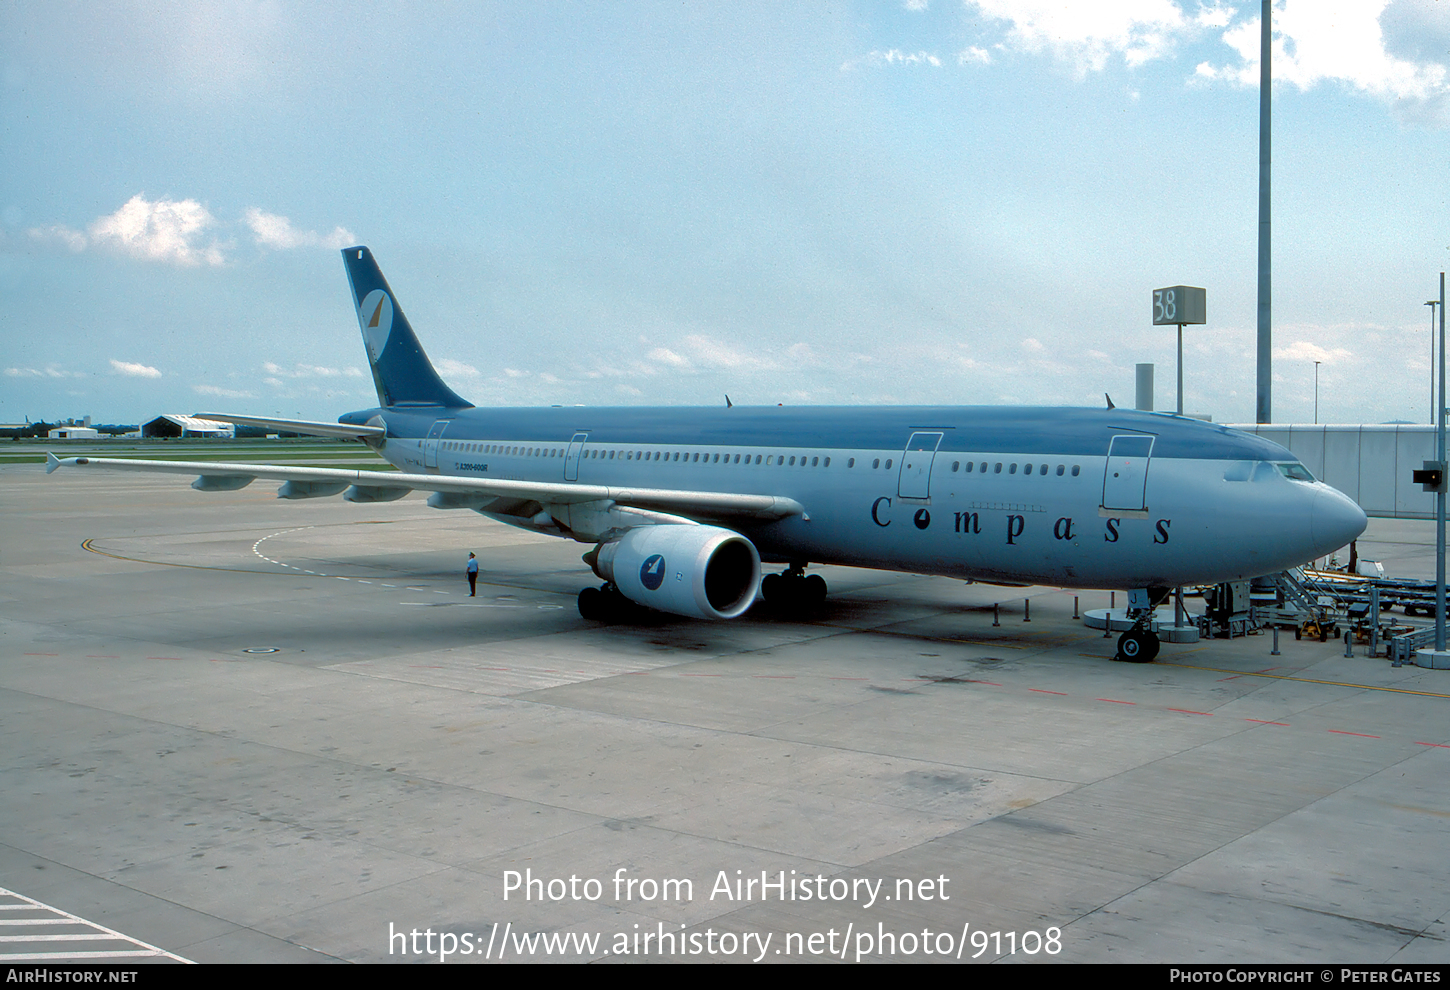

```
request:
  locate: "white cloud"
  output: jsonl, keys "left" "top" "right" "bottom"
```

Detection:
{"left": 89, "top": 194, "right": 224, "bottom": 266}
{"left": 27, "top": 225, "right": 87, "bottom": 251}
{"left": 435, "top": 358, "right": 481, "bottom": 379}
{"left": 1274, "top": 340, "right": 1354, "bottom": 363}
{"left": 244, "top": 208, "right": 355, "bottom": 250}
{"left": 192, "top": 384, "right": 255, "bottom": 399}
{"left": 849, "top": 49, "right": 943, "bottom": 69}
{"left": 110, "top": 359, "right": 162, "bottom": 378}
{"left": 647, "top": 347, "right": 690, "bottom": 367}
{"left": 966, "top": 0, "right": 1190, "bottom": 73}
{"left": 1195, "top": 1, "right": 1450, "bottom": 122}
{"left": 3, "top": 366, "right": 80, "bottom": 378}
{"left": 958, "top": 46, "right": 994, "bottom": 65}
{"left": 261, "top": 361, "right": 363, "bottom": 378}
{"left": 682, "top": 334, "right": 778, "bottom": 370}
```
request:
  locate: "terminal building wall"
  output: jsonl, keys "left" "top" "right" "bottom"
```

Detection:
{"left": 1231, "top": 424, "right": 1436, "bottom": 520}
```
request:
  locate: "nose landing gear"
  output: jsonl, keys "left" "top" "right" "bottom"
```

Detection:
{"left": 1116, "top": 626, "right": 1160, "bottom": 663}
{"left": 1113, "top": 587, "right": 1168, "bottom": 663}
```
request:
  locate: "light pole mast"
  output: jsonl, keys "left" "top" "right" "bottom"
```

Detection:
{"left": 1314, "top": 361, "right": 1320, "bottom": 424}
{"left": 1429, "top": 300, "right": 1439, "bottom": 424}
{"left": 1256, "top": 0, "right": 1272, "bottom": 424}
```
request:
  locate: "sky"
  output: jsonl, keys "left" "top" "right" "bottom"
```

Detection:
{"left": 2, "top": 0, "right": 1449, "bottom": 426}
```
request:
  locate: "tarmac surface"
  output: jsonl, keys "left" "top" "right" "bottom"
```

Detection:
{"left": 3, "top": 463, "right": 1450, "bottom": 964}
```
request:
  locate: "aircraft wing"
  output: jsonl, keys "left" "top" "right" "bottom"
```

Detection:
{"left": 191, "top": 413, "right": 386, "bottom": 441}
{"left": 44, "top": 453, "right": 805, "bottom": 522}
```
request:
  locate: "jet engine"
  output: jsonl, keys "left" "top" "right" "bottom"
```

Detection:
{"left": 589, "top": 525, "right": 761, "bottom": 619}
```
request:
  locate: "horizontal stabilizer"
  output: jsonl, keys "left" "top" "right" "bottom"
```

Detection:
{"left": 193, "top": 413, "right": 385, "bottom": 441}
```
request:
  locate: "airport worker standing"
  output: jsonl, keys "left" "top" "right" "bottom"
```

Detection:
{"left": 467, "top": 552, "right": 479, "bottom": 596}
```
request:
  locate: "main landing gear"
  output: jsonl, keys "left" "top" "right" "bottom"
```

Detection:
{"left": 761, "top": 564, "right": 827, "bottom": 612}
{"left": 1113, "top": 587, "right": 1167, "bottom": 663}
{"left": 577, "top": 583, "right": 639, "bottom": 623}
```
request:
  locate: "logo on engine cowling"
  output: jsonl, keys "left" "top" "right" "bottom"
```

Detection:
{"left": 640, "top": 554, "right": 666, "bottom": 590}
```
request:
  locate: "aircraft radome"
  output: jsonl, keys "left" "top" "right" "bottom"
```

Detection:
{"left": 49, "top": 247, "right": 1368, "bottom": 663}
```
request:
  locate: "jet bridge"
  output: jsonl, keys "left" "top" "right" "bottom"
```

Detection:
{"left": 1230, "top": 424, "right": 1440, "bottom": 520}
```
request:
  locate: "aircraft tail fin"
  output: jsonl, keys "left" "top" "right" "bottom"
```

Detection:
{"left": 342, "top": 246, "right": 472, "bottom": 409}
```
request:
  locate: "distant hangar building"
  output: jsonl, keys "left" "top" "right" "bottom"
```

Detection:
{"left": 142, "top": 415, "right": 234, "bottom": 439}
{"left": 47, "top": 426, "right": 100, "bottom": 439}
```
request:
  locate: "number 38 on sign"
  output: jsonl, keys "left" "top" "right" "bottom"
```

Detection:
{"left": 1152, "top": 286, "right": 1206, "bottom": 325}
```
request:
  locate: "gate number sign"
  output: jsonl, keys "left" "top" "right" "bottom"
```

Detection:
{"left": 1152, "top": 286, "right": 1206, "bottom": 326}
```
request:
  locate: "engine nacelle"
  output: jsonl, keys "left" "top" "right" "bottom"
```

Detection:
{"left": 593, "top": 525, "right": 761, "bottom": 619}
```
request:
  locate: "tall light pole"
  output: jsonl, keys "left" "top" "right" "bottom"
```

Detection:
{"left": 1439, "top": 272, "right": 1445, "bottom": 653}
{"left": 1314, "top": 360, "right": 1321, "bottom": 424}
{"left": 1429, "top": 300, "right": 1439, "bottom": 424}
{"left": 1256, "top": 0, "right": 1272, "bottom": 423}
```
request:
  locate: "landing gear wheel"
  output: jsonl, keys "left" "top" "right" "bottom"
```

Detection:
{"left": 1116, "top": 629, "right": 1160, "bottom": 663}
{"left": 577, "top": 586, "right": 605, "bottom": 621}
{"left": 761, "top": 568, "right": 827, "bottom": 613}
{"left": 578, "top": 584, "right": 638, "bottom": 623}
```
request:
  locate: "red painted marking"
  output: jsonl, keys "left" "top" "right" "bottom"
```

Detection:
{"left": 1217, "top": 676, "right": 1242, "bottom": 682}
{"left": 1168, "top": 708, "right": 1213, "bottom": 716}
{"left": 1328, "top": 730, "right": 1381, "bottom": 738}
{"left": 1415, "top": 741, "right": 1450, "bottom": 748}
{"left": 1243, "top": 719, "right": 1290, "bottom": 726}
{"left": 1029, "top": 688, "right": 1067, "bottom": 695}
{"left": 483, "top": 667, "right": 510, "bottom": 671}
{"left": 972, "top": 681, "right": 1003, "bottom": 687}
{"left": 1098, "top": 698, "right": 1136, "bottom": 705}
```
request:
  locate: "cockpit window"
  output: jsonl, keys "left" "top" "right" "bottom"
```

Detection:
{"left": 1275, "top": 462, "right": 1316, "bottom": 482}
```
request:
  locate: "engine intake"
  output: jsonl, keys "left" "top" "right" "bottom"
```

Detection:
{"left": 591, "top": 525, "right": 761, "bottom": 619}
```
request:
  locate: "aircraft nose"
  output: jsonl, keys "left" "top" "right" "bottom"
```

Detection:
{"left": 1310, "top": 486, "right": 1367, "bottom": 555}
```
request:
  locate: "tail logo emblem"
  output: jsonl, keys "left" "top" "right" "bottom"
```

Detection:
{"left": 358, "top": 289, "right": 394, "bottom": 363}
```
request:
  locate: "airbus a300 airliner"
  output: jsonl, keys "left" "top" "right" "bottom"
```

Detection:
{"left": 49, "top": 247, "right": 1367, "bottom": 662}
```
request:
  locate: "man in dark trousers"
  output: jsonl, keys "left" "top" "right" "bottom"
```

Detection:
{"left": 466, "top": 552, "right": 478, "bottom": 596}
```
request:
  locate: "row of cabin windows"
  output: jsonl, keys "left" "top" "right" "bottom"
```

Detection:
{"left": 437, "top": 441, "right": 1081, "bottom": 478}
{"left": 583, "top": 450, "right": 832, "bottom": 467}
{"left": 950, "top": 461, "right": 1082, "bottom": 477}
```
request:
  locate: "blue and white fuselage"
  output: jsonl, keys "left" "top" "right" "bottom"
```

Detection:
{"left": 50, "top": 246, "right": 1367, "bottom": 659}
{"left": 348, "top": 402, "right": 1365, "bottom": 591}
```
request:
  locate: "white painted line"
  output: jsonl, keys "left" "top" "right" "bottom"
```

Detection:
{"left": 0, "top": 886, "right": 193, "bottom": 964}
